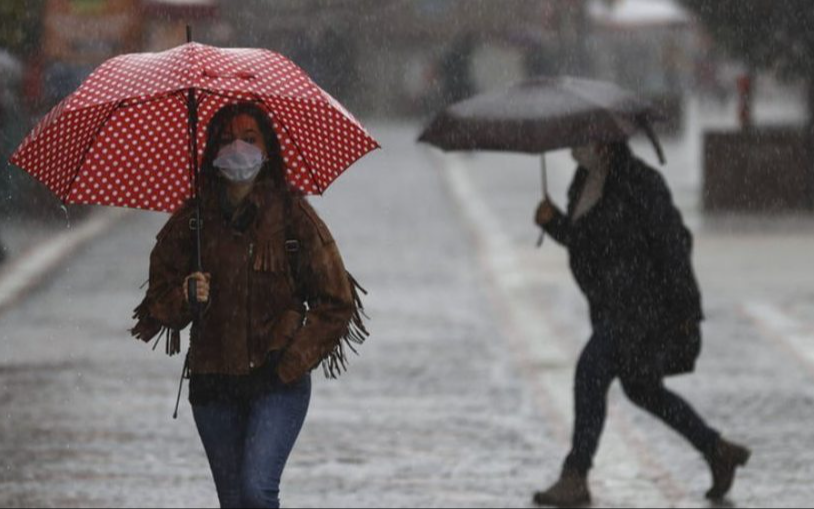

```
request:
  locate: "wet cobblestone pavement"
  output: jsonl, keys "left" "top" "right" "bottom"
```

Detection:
{"left": 1, "top": 119, "right": 814, "bottom": 507}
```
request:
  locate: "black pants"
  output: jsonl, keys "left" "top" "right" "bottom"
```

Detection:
{"left": 564, "top": 326, "right": 720, "bottom": 475}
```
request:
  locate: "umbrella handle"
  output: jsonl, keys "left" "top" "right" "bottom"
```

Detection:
{"left": 188, "top": 278, "right": 200, "bottom": 314}
{"left": 541, "top": 155, "right": 548, "bottom": 197}
{"left": 536, "top": 155, "right": 548, "bottom": 249}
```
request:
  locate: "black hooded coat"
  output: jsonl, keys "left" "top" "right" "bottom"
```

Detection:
{"left": 544, "top": 149, "right": 703, "bottom": 377}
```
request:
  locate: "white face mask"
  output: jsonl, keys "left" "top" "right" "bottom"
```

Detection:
{"left": 213, "top": 139, "right": 266, "bottom": 184}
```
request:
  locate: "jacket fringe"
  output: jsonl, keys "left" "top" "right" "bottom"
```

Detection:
{"left": 130, "top": 297, "right": 182, "bottom": 357}
{"left": 322, "top": 273, "right": 370, "bottom": 379}
{"left": 253, "top": 241, "right": 288, "bottom": 273}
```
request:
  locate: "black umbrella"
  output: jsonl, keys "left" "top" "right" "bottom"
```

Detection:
{"left": 419, "top": 76, "right": 666, "bottom": 245}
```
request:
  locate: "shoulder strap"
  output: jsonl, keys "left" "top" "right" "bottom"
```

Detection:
{"left": 282, "top": 191, "right": 306, "bottom": 301}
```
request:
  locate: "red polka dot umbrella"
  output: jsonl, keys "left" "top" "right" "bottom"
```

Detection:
{"left": 10, "top": 41, "right": 380, "bottom": 214}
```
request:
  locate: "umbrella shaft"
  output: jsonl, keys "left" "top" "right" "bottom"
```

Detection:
{"left": 541, "top": 156, "right": 548, "bottom": 198}
{"left": 538, "top": 155, "right": 547, "bottom": 249}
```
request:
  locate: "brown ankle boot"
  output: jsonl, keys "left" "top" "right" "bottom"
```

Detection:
{"left": 533, "top": 469, "right": 591, "bottom": 508}
{"left": 705, "top": 438, "right": 751, "bottom": 501}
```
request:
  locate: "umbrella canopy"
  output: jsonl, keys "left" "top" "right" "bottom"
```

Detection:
{"left": 419, "top": 76, "right": 664, "bottom": 161}
{"left": 10, "top": 42, "right": 379, "bottom": 213}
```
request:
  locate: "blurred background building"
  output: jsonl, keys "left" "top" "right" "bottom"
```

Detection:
{"left": 219, "top": 0, "right": 594, "bottom": 117}
{"left": 0, "top": 0, "right": 810, "bottom": 219}
{"left": 2, "top": 0, "right": 713, "bottom": 120}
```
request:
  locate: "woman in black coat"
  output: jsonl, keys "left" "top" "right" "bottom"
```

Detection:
{"left": 532, "top": 143, "right": 750, "bottom": 507}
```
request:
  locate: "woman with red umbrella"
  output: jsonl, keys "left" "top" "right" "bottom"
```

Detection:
{"left": 132, "top": 101, "right": 366, "bottom": 508}
{"left": 11, "top": 36, "right": 378, "bottom": 507}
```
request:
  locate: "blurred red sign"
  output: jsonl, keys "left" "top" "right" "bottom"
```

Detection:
{"left": 141, "top": 0, "right": 219, "bottom": 20}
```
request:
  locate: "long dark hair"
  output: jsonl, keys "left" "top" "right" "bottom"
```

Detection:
{"left": 200, "top": 101, "right": 288, "bottom": 193}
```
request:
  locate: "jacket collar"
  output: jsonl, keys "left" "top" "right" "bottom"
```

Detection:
{"left": 201, "top": 176, "right": 287, "bottom": 236}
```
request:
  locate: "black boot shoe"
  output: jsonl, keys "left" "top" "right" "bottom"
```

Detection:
{"left": 533, "top": 468, "right": 591, "bottom": 508}
{"left": 705, "top": 438, "right": 751, "bottom": 501}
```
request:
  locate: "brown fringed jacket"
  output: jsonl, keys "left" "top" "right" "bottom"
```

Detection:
{"left": 131, "top": 178, "right": 367, "bottom": 384}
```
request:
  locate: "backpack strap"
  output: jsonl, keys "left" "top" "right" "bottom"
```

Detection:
{"left": 279, "top": 191, "right": 371, "bottom": 379}
{"left": 282, "top": 190, "right": 306, "bottom": 302}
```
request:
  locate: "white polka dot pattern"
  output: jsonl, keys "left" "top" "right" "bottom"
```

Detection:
{"left": 10, "top": 43, "right": 380, "bottom": 213}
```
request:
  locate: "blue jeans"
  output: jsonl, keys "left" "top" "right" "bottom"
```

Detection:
{"left": 192, "top": 375, "right": 312, "bottom": 509}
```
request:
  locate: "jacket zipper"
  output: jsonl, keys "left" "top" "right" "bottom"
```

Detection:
{"left": 247, "top": 241, "right": 254, "bottom": 371}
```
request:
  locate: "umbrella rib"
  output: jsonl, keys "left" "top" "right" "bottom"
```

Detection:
{"left": 564, "top": 81, "right": 664, "bottom": 161}
{"left": 280, "top": 114, "right": 325, "bottom": 195}
{"left": 564, "top": 82, "right": 641, "bottom": 136}
{"left": 201, "top": 89, "right": 335, "bottom": 113}
{"left": 54, "top": 89, "right": 199, "bottom": 119}
{"left": 62, "top": 100, "right": 125, "bottom": 204}
{"left": 252, "top": 94, "right": 325, "bottom": 195}
{"left": 62, "top": 91, "right": 190, "bottom": 205}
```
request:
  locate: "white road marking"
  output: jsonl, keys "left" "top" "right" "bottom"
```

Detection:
{"left": 743, "top": 301, "right": 814, "bottom": 376}
{"left": 0, "top": 209, "right": 129, "bottom": 314}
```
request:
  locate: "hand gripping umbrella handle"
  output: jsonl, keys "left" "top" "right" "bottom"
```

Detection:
{"left": 188, "top": 277, "right": 200, "bottom": 315}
